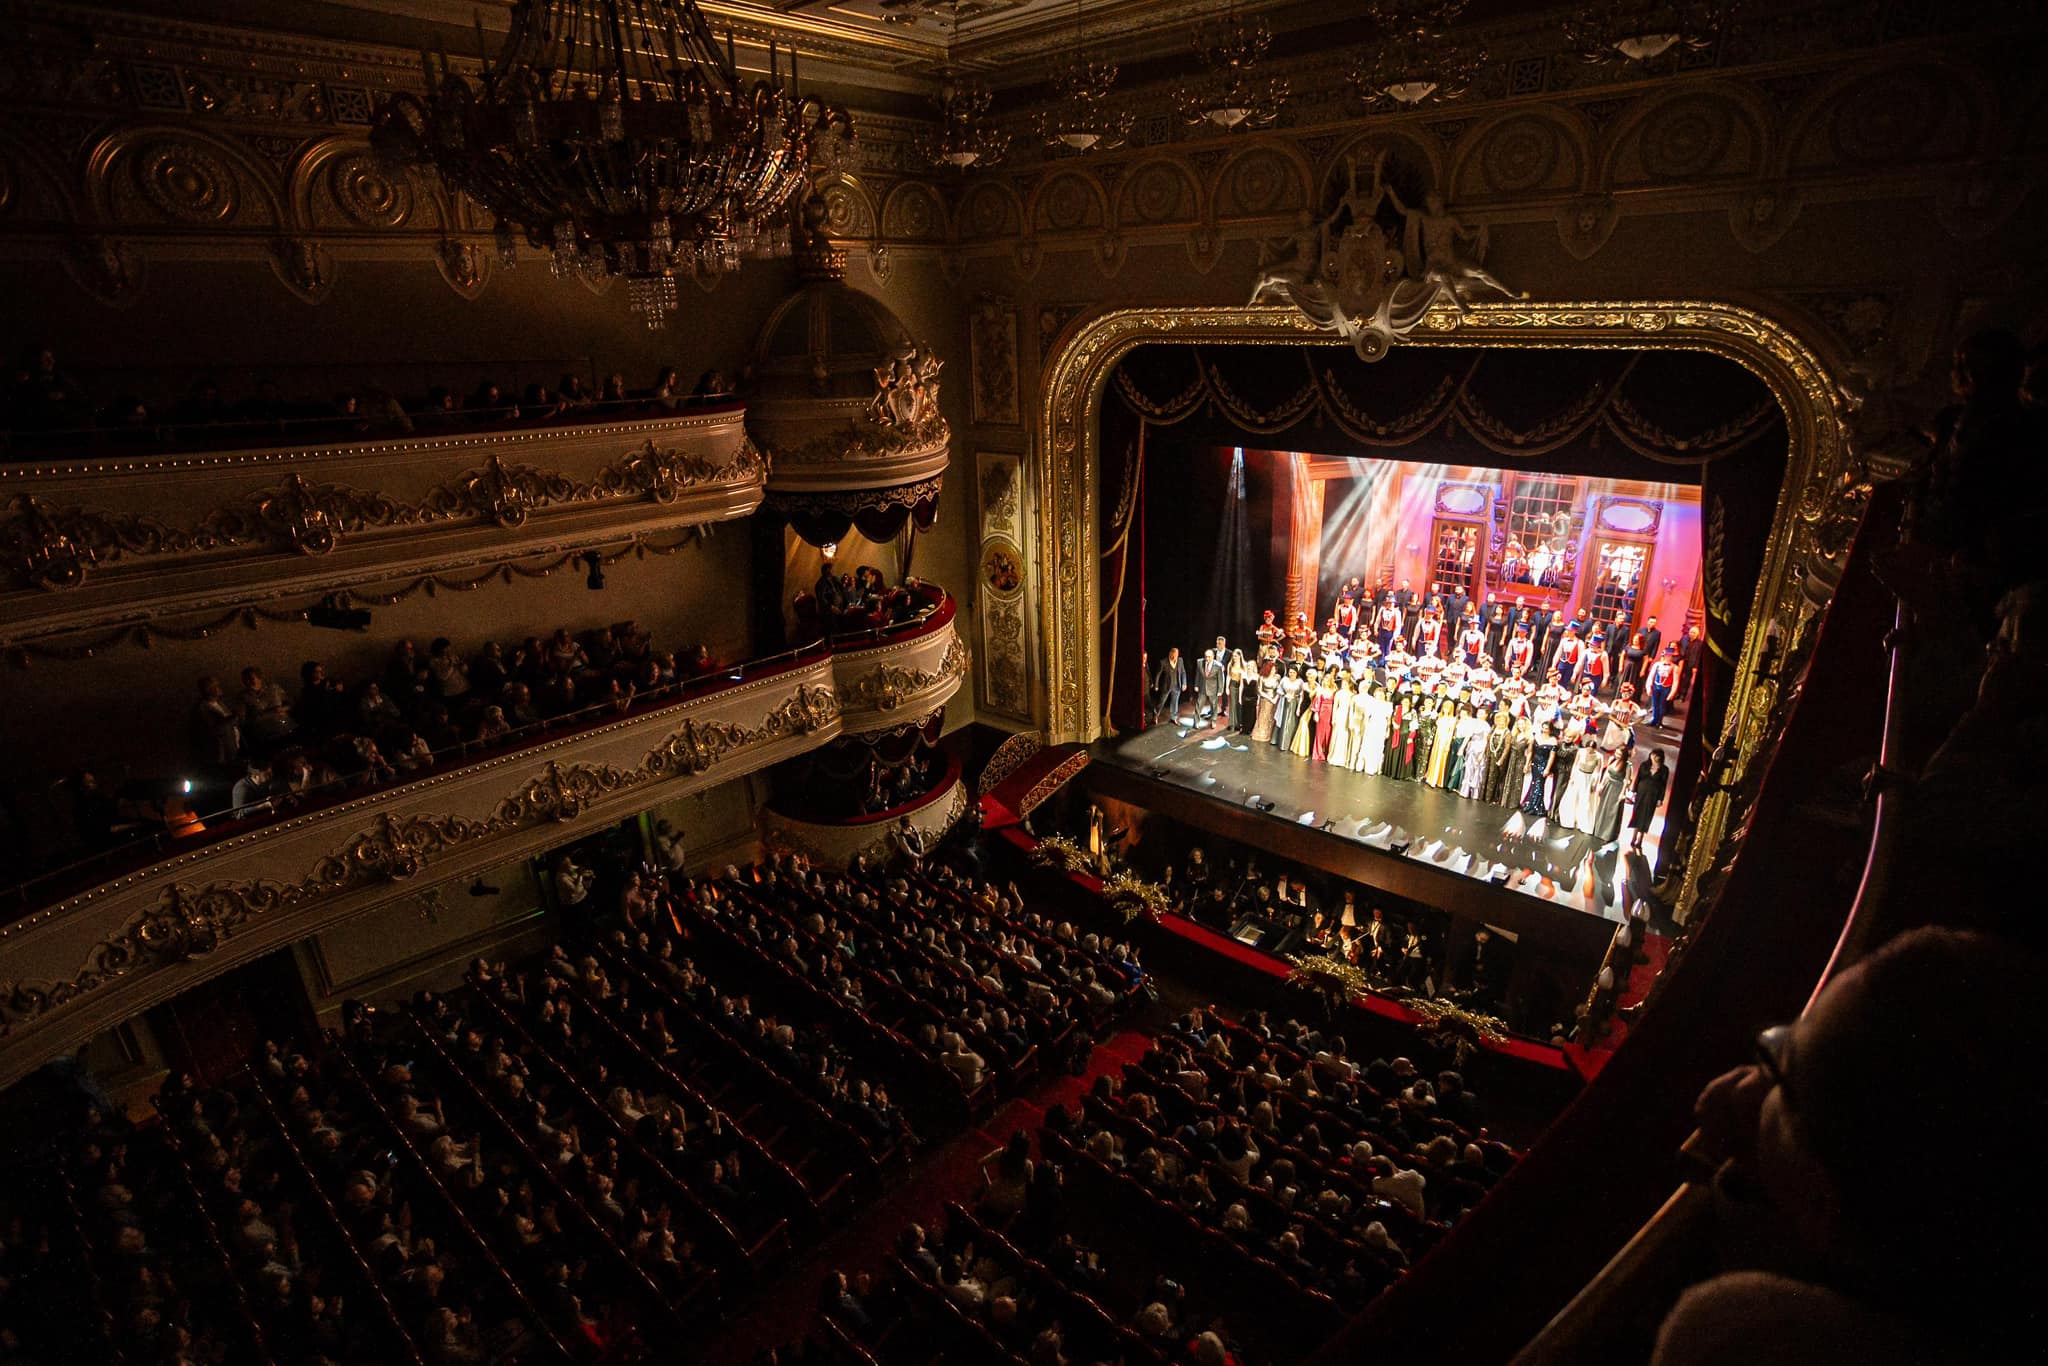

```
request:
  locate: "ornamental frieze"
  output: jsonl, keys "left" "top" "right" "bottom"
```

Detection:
{"left": 841, "top": 635, "right": 971, "bottom": 713}
{"left": 0, "top": 437, "right": 765, "bottom": 591}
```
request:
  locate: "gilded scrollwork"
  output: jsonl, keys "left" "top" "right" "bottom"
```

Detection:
{"left": 0, "top": 433, "right": 767, "bottom": 590}
{"left": 843, "top": 635, "right": 971, "bottom": 713}
{"left": 0, "top": 681, "right": 843, "bottom": 1039}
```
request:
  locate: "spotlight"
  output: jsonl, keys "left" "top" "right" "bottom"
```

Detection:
{"left": 581, "top": 550, "right": 606, "bottom": 591}
{"left": 307, "top": 595, "right": 372, "bottom": 631}
{"left": 469, "top": 877, "right": 501, "bottom": 898}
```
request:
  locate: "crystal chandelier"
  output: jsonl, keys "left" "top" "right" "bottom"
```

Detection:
{"left": 918, "top": 80, "right": 1010, "bottom": 170}
{"left": 1174, "top": 3, "right": 1290, "bottom": 131}
{"left": 1036, "top": 0, "right": 1131, "bottom": 153}
{"left": 372, "top": 0, "right": 853, "bottom": 328}
{"left": 1564, "top": 0, "right": 1725, "bottom": 64}
{"left": 1350, "top": 0, "right": 1485, "bottom": 110}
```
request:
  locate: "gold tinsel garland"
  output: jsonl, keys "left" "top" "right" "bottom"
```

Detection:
{"left": 1100, "top": 872, "right": 1170, "bottom": 923}
{"left": 1287, "top": 954, "right": 1371, "bottom": 1001}
{"left": 1397, "top": 995, "right": 1513, "bottom": 1066}
{"left": 1028, "top": 834, "right": 1089, "bottom": 873}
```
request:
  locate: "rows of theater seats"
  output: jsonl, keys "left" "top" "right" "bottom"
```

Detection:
{"left": 808, "top": 1005, "right": 1516, "bottom": 1366}
{"left": 0, "top": 858, "right": 1150, "bottom": 1363}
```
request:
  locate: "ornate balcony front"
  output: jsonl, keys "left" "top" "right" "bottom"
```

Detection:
{"left": 0, "top": 653, "right": 838, "bottom": 1088}
{"left": 829, "top": 590, "right": 968, "bottom": 737}
{"left": 0, "top": 405, "right": 763, "bottom": 657}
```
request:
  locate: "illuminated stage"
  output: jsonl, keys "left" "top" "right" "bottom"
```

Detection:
{"left": 1090, "top": 716, "right": 1672, "bottom": 929}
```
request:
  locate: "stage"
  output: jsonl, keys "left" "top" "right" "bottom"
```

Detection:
{"left": 1087, "top": 716, "right": 1671, "bottom": 934}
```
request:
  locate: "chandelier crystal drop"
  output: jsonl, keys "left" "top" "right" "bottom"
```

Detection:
{"left": 1174, "top": 4, "right": 1290, "bottom": 131}
{"left": 1564, "top": 0, "right": 1725, "bottom": 64}
{"left": 918, "top": 80, "right": 1010, "bottom": 170}
{"left": 372, "top": 0, "right": 852, "bottom": 328}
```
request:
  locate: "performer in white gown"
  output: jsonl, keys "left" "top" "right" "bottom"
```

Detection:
{"left": 1557, "top": 721, "right": 1602, "bottom": 830}
{"left": 1360, "top": 682, "right": 1392, "bottom": 775}
{"left": 1330, "top": 676, "right": 1359, "bottom": 772}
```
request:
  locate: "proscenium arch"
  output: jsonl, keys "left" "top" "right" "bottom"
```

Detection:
{"left": 1034, "top": 301, "right": 1860, "bottom": 918}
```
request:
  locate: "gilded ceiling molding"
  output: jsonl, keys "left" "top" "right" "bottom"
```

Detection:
{"left": 0, "top": 439, "right": 763, "bottom": 593}
{"left": 0, "top": 683, "right": 840, "bottom": 1045}
{"left": 1035, "top": 300, "right": 1862, "bottom": 925}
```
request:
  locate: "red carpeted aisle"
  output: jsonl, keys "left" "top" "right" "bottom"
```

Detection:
{"left": 699, "top": 1027, "right": 1156, "bottom": 1366}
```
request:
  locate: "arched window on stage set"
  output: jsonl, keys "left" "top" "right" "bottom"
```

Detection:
{"left": 1431, "top": 482, "right": 1490, "bottom": 598}
{"left": 1497, "top": 474, "right": 1581, "bottom": 603}
{"left": 1585, "top": 496, "right": 1664, "bottom": 635}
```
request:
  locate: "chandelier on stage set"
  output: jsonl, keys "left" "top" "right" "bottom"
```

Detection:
{"left": 1037, "top": 0, "right": 1132, "bottom": 153}
{"left": 1350, "top": 0, "right": 1486, "bottom": 110}
{"left": 1174, "top": 2, "right": 1291, "bottom": 131}
{"left": 1564, "top": 0, "right": 1726, "bottom": 64}
{"left": 372, "top": 0, "right": 854, "bottom": 328}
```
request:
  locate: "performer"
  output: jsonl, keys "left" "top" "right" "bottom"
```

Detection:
{"left": 1335, "top": 593, "right": 1360, "bottom": 639}
{"left": 1591, "top": 748, "right": 1629, "bottom": 850}
{"left": 1457, "top": 706, "right": 1489, "bottom": 799}
{"left": 1423, "top": 697, "right": 1457, "bottom": 788}
{"left": 1558, "top": 722, "right": 1602, "bottom": 832}
{"left": 1224, "top": 649, "right": 1250, "bottom": 731}
{"left": 1521, "top": 723, "right": 1556, "bottom": 818}
{"left": 1628, "top": 748, "right": 1669, "bottom": 852}
{"left": 1467, "top": 658, "right": 1500, "bottom": 712}
{"left": 1392, "top": 688, "right": 1424, "bottom": 780}
{"left": 1318, "top": 618, "right": 1345, "bottom": 666}
{"left": 1287, "top": 611, "right": 1315, "bottom": 662}
{"left": 1291, "top": 671, "right": 1318, "bottom": 759}
{"left": 1675, "top": 624, "right": 1703, "bottom": 707}
{"left": 1583, "top": 629, "right": 1609, "bottom": 697}
{"left": 1150, "top": 647, "right": 1186, "bottom": 727}
{"left": 1416, "top": 604, "right": 1445, "bottom": 659}
{"left": 1236, "top": 653, "right": 1261, "bottom": 734}
{"left": 1330, "top": 676, "right": 1358, "bottom": 769}
{"left": 1360, "top": 682, "right": 1392, "bottom": 775}
{"left": 1504, "top": 627, "right": 1535, "bottom": 681}
{"left": 1383, "top": 639, "right": 1415, "bottom": 686}
{"left": 1252, "top": 666, "right": 1280, "bottom": 743}
{"left": 1601, "top": 685, "right": 1642, "bottom": 751}
{"left": 1196, "top": 647, "right": 1226, "bottom": 723}
{"left": 1551, "top": 627, "right": 1583, "bottom": 688}
{"left": 1483, "top": 596, "right": 1513, "bottom": 663}
{"left": 1372, "top": 593, "right": 1404, "bottom": 660}
{"left": 1276, "top": 664, "right": 1304, "bottom": 749}
{"left": 1255, "top": 609, "right": 1285, "bottom": 665}
{"left": 1481, "top": 709, "right": 1514, "bottom": 804}
{"left": 1457, "top": 618, "right": 1487, "bottom": 669}
{"left": 1645, "top": 648, "right": 1680, "bottom": 727}
{"left": 1309, "top": 671, "right": 1337, "bottom": 762}
{"left": 1549, "top": 720, "right": 1581, "bottom": 822}
{"left": 1501, "top": 714, "right": 1534, "bottom": 809}
{"left": 1639, "top": 615, "right": 1664, "bottom": 685}
{"left": 1414, "top": 643, "right": 1446, "bottom": 690}
{"left": 1622, "top": 629, "right": 1647, "bottom": 695}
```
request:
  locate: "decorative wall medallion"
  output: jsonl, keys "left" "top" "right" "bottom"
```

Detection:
{"left": 1094, "top": 232, "right": 1127, "bottom": 278}
{"left": 134, "top": 139, "right": 238, "bottom": 224}
{"left": 1186, "top": 225, "right": 1223, "bottom": 274}
{"left": 1728, "top": 184, "right": 1799, "bottom": 254}
{"left": 866, "top": 241, "right": 894, "bottom": 286}
{"left": 1638, "top": 96, "right": 1733, "bottom": 181}
{"left": 1435, "top": 482, "right": 1490, "bottom": 517}
{"left": 969, "top": 298, "right": 1021, "bottom": 426}
{"left": 329, "top": 151, "right": 413, "bottom": 228}
{"left": 1038, "top": 302, "right": 1089, "bottom": 362}
{"left": 1221, "top": 147, "right": 1298, "bottom": 216}
{"left": 1013, "top": 238, "right": 1042, "bottom": 280}
{"left": 981, "top": 539, "right": 1024, "bottom": 597}
{"left": 1479, "top": 114, "right": 1560, "bottom": 194}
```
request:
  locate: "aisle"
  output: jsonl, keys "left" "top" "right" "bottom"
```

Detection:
{"left": 698, "top": 1026, "right": 1157, "bottom": 1365}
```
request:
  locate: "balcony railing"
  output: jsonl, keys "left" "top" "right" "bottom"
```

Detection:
{"left": 0, "top": 590, "right": 966, "bottom": 1089}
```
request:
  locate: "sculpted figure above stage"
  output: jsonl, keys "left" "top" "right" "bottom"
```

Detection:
{"left": 1251, "top": 150, "right": 1526, "bottom": 362}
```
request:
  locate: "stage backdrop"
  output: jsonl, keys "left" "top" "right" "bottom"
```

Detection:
{"left": 1102, "top": 341, "right": 1787, "bottom": 833}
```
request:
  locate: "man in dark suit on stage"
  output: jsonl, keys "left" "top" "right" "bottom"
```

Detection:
{"left": 1675, "top": 623, "right": 1704, "bottom": 707}
{"left": 1195, "top": 647, "right": 1226, "bottom": 722}
{"left": 1443, "top": 587, "right": 1471, "bottom": 638}
{"left": 1391, "top": 578, "right": 1417, "bottom": 621}
{"left": 1638, "top": 615, "right": 1664, "bottom": 686}
{"left": 1151, "top": 647, "right": 1186, "bottom": 727}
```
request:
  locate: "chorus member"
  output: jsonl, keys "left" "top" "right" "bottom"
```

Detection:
{"left": 1292, "top": 671, "right": 1320, "bottom": 759}
{"left": 1481, "top": 710, "right": 1514, "bottom": 804}
{"left": 1252, "top": 667, "right": 1280, "bottom": 743}
{"left": 1467, "top": 659, "right": 1500, "bottom": 713}
{"left": 1674, "top": 624, "right": 1703, "bottom": 707}
{"left": 1628, "top": 749, "right": 1668, "bottom": 852}
{"left": 1504, "top": 626, "right": 1535, "bottom": 681}
{"left": 1638, "top": 616, "right": 1663, "bottom": 684}
{"left": 1581, "top": 637, "right": 1609, "bottom": 697}
{"left": 1372, "top": 593, "right": 1404, "bottom": 660}
{"left": 1416, "top": 605, "right": 1445, "bottom": 660}
{"left": 1483, "top": 596, "right": 1513, "bottom": 663}
{"left": 1256, "top": 609, "right": 1285, "bottom": 661}
{"left": 1457, "top": 617, "right": 1487, "bottom": 669}
{"left": 1236, "top": 651, "right": 1261, "bottom": 732}
{"left": 1645, "top": 648, "right": 1680, "bottom": 728}
{"left": 1335, "top": 592, "right": 1360, "bottom": 639}
{"left": 1602, "top": 685, "right": 1643, "bottom": 751}
{"left": 1288, "top": 611, "right": 1315, "bottom": 662}
{"left": 1551, "top": 628, "right": 1584, "bottom": 689}
{"left": 1383, "top": 640, "right": 1415, "bottom": 686}
{"left": 1414, "top": 644, "right": 1446, "bottom": 690}
{"left": 1591, "top": 748, "right": 1630, "bottom": 849}
{"left": 1318, "top": 619, "right": 1345, "bottom": 666}
{"left": 1501, "top": 715, "right": 1534, "bottom": 808}
{"left": 1389, "top": 688, "right": 1422, "bottom": 779}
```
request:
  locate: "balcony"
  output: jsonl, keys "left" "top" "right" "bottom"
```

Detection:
{"left": 1, "top": 402, "right": 763, "bottom": 657}
{"left": 0, "top": 589, "right": 967, "bottom": 1087}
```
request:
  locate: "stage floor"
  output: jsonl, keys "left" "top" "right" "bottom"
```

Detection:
{"left": 1091, "top": 716, "right": 1674, "bottom": 927}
